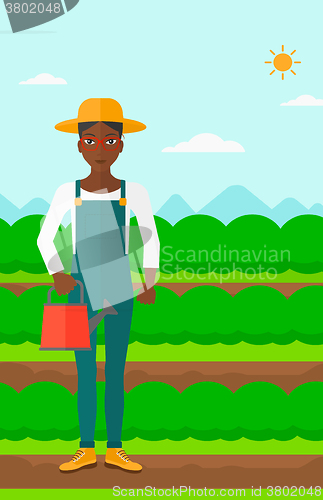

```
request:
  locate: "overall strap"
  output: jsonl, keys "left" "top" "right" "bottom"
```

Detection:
{"left": 75, "top": 180, "right": 81, "bottom": 198}
{"left": 119, "top": 180, "right": 127, "bottom": 206}
{"left": 75, "top": 180, "right": 82, "bottom": 206}
{"left": 121, "top": 180, "right": 125, "bottom": 199}
{"left": 119, "top": 180, "right": 126, "bottom": 254}
{"left": 74, "top": 180, "right": 82, "bottom": 272}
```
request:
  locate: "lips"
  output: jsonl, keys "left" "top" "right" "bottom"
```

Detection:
{"left": 95, "top": 160, "right": 107, "bottom": 164}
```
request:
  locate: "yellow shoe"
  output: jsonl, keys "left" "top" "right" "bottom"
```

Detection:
{"left": 59, "top": 448, "right": 97, "bottom": 472}
{"left": 105, "top": 448, "right": 142, "bottom": 472}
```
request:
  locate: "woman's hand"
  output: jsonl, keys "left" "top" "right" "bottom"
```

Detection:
{"left": 137, "top": 286, "right": 156, "bottom": 305}
{"left": 53, "top": 272, "right": 77, "bottom": 296}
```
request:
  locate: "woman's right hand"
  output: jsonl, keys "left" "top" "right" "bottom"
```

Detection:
{"left": 53, "top": 272, "right": 77, "bottom": 296}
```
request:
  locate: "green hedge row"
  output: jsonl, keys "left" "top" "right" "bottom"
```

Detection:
{"left": 153, "top": 213, "right": 323, "bottom": 275}
{"left": 2, "top": 213, "right": 323, "bottom": 274}
{"left": 1, "top": 381, "right": 323, "bottom": 441}
{"left": 1, "top": 284, "right": 323, "bottom": 346}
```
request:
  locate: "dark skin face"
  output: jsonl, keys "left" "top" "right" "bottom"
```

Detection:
{"left": 78, "top": 122, "right": 124, "bottom": 192}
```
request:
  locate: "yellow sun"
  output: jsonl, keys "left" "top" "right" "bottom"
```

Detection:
{"left": 265, "top": 45, "right": 301, "bottom": 80}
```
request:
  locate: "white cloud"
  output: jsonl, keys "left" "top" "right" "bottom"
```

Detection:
{"left": 280, "top": 95, "right": 323, "bottom": 106}
{"left": 162, "top": 133, "right": 245, "bottom": 153}
{"left": 19, "top": 73, "right": 67, "bottom": 85}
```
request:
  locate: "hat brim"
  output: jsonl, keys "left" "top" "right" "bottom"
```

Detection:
{"left": 55, "top": 118, "right": 146, "bottom": 134}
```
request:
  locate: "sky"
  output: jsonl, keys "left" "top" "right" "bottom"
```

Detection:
{"left": 1, "top": 0, "right": 323, "bottom": 213}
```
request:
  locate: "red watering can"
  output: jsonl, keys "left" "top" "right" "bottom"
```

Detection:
{"left": 40, "top": 280, "right": 118, "bottom": 351}
{"left": 40, "top": 280, "right": 91, "bottom": 351}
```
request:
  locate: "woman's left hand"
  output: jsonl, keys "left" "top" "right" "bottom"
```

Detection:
{"left": 137, "top": 286, "right": 156, "bottom": 305}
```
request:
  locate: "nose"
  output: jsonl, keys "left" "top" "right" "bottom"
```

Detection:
{"left": 96, "top": 141, "right": 106, "bottom": 154}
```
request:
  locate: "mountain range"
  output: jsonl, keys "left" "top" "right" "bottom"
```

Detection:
{"left": 156, "top": 186, "right": 323, "bottom": 226}
{"left": 0, "top": 194, "right": 50, "bottom": 225}
{"left": 1, "top": 186, "right": 323, "bottom": 227}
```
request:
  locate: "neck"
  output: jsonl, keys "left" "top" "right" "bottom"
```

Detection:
{"left": 81, "top": 170, "right": 121, "bottom": 192}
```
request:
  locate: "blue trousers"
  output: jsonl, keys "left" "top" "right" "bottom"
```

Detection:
{"left": 69, "top": 272, "right": 133, "bottom": 449}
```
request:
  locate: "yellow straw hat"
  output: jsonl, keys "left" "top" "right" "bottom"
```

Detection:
{"left": 55, "top": 98, "right": 146, "bottom": 134}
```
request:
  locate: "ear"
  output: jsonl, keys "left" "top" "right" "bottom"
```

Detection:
{"left": 119, "top": 140, "right": 124, "bottom": 153}
{"left": 78, "top": 140, "right": 82, "bottom": 153}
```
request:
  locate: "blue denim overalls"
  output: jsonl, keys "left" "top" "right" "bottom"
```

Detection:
{"left": 68, "top": 179, "right": 133, "bottom": 449}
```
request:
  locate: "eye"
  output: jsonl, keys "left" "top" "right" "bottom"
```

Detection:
{"left": 106, "top": 139, "right": 117, "bottom": 145}
{"left": 84, "top": 139, "right": 95, "bottom": 145}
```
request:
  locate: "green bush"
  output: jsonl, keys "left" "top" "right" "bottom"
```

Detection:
{"left": 0, "top": 219, "right": 14, "bottom": 273}
{"left": 10, "top": 215, "right": 47, "bottom": 274}
{"left": 0, "top": 384, "right": 21, "bottom": 440}
{"left": 182, "top": 382, "right": 236, "bottom": 440}
{"left": 288, "top": 286, "right": 323, "bottom": 341}
{"left": 179, "top": 286, "right": 235, "bottom": 342}
{"left": 123, "top": 381, "right": 183, "bottom": 441}
{"left": 130, "top": 287, "right": 181, "bottom": 344}
{"left": 281, "top": 216, "right": 323, "bottom": 273}
{"left": 19, "top": 382, "right": 78, "bottom": 441}
{"left": 166, "top": 215, "right": 225, "bottom": 274}
{"left": 0, "top": 287, "right": 19, "bottom": 343}
{"left": 233, "top": 286, "right": 291, "bottom": 345}
{"left": 0, "top": 285, "right": 67, "bottom": 345}
{"left": 1, "top": 381, "right": 323, "bottom": 442}
{"left": 224, "top": 215, "right": 284, "bottom": 273}
{"left": 289, "top": 382, "right": 323, "bottom": 439}
{"left": 0, "top": 215, "right": 72, "bottom": 274}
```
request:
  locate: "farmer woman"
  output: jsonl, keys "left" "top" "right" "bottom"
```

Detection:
{"left": 37, "top": 98, "right": 160, "bottom": 472}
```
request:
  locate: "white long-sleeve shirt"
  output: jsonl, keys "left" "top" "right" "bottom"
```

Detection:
{"left": 37, "top": 181, "right": 160, "bottom": 275}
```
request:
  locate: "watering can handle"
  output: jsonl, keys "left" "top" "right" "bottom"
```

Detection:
{"left": 47, "top": 280, "right": 84, "bottom": 304}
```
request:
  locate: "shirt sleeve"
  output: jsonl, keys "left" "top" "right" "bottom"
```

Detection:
{"left": 37, "top": 183, "right": 73, "bottom": 275}
{"left": 128, "top": 183, "right": 160, "bottom": 269}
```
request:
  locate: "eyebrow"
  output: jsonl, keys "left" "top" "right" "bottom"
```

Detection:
{"left": 83, "top": 133, "right": 95, "bottom": 137}
{"left": 105, "top": 133, "right": 118, "bottom": 137}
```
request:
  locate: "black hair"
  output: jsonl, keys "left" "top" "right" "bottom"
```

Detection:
{"left": 78, "top": 121, "right": 123, "bottom": 139}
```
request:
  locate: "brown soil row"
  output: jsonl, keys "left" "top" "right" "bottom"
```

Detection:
{"left": 1, "top": 361, "right": 323, "bottom": 393}
{"left": 1, "top": 282, "right": 322, "bottom": 297}
{"left": 0, "top": 455, "right": 322, "bottom": 489}
{"left": 159, "top": 282, "right": 323, "bottom": 298}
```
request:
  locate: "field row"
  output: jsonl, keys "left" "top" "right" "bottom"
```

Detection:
{"left": 3, "top": 285, "right": 323, "bottom": 346}
{"left": 3, "top": 213, "right": 323, "bottom": 275}
{"left": 2, "top": 379, "right": 323, "bottom": 441}
{"left": 1, "top": 454, "right": 322, "bottom": 489}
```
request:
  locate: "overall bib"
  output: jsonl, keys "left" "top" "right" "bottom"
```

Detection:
{"left": 68, "top": 180, "right": 134, "bottom": 449}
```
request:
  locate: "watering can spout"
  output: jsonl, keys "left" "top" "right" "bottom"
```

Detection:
{"left": 88, "top": 299, "right": 118, "bottom": 334}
